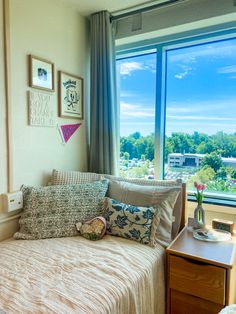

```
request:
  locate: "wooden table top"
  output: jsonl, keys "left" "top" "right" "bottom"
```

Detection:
{"left": 167, "top": 226, "right": 236, "bottom": 268}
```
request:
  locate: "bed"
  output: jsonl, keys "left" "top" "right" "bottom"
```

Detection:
{"left": 0, "top": 172, "right": 186, "bottom": 314}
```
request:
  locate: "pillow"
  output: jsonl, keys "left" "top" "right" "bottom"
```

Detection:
{"left": 107, "top": 180, "right": 181, "bottom": 247}
{"left": 102, "top": 197, "right": 161, "bottom": 247}
{"left": 14, "top": 180, "right": 108, "bottom": 240}
{"left": 50, "top": 170, "right": 183, "bottom": 240}
{"left": 105, "top": 175, "right": 184, "bottom": 239}
{"left": 76, "top": 216, "right": 106, "bottom": 241}
{"left": 51, "top": 169, "right": 102, "bottom": 185}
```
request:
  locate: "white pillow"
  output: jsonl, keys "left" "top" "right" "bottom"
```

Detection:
{"left": 107, "top": 180, "right": 181, "bottom": 247}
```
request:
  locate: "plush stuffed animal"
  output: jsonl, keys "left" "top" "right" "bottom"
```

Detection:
{"left": 76, "top": 216, "right": 107, "bottom": 241}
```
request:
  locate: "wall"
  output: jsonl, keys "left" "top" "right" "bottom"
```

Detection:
{"left": 116, "top": 0, "right": 236, "bottom": 49}
{"left": 0, "top": 0, "right": 90, "bottom": 239}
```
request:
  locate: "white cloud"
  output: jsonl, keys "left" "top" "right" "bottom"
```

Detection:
{"left": 167, "top": 106, "right": 197, "bottom": 114}
{"left": 120, "top": 102, "right": 139, "bottom": 110}
{"left": 119, "top": 62, "right": 143, "bottom": 76}
{"left": 120, "top": 102, "right": 155, "bottom": 118}
{"left": 167, "top": 98, "right": 236, "bottom": 115}
{"left": 169, "top": 43, "right": 236, "bottom": 64}
{"left": 120, "top": 91, "right": 138, "bottom": 98}
{"left": 167, "top": 115, "right": 236, "bottom": 121}
{"left": 174, "top": 65, "right": 193, "bottom": 79}
{"left": 218, "top": 65, "right": 236, "bottom": 74}
{"left": 175, "top": 71, "right": 188, "bottom": 79}
{"left": 143, "top": 58, "right": 156, "bottom": 73}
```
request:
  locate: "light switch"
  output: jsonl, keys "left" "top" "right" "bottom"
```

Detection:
{"left": 2, "top": 191, "right": 23, "bottom": 212}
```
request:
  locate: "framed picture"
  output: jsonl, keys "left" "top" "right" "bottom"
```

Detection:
{"left": 58, "top": 71, "right": 83, "bottom": 119}
{"left": 29, "top": 55, "right": 54, "bottom": 91}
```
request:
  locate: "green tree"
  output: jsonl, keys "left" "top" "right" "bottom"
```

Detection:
{"left": 123, "top": 152, "right": 130, "bottom": 160}
{"left": 120, "top": 137, "right": 136, "bottom": 159}
{"left": 216, "top": 167, "right": 228, "bottom": 180}
{"left": 130, "top": 132, "right": 141, "bottom": 140}
{"left": 201, "top": 153, "right": 222, "bottom": 172}
{"left": 145, "top": 135, "right": 154, "bottom": 160}
{"left": 231, "top": 169, "right": 236, "bottom": 179}
{"left": 190, "top": 166, "right": 216, "bottom": 185}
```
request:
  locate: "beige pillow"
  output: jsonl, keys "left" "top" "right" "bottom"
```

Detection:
{"left": 107, "top": 180, "right": 181, "bottom": 247}
{"left": 51, "top": 169, "right": 102, "bottom": 185}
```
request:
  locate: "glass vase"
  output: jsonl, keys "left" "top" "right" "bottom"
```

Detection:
{"left": 194, "top": 204, "right": 205, "bottom": 229}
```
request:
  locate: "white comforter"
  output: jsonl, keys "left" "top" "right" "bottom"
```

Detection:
{"left": 0, "top": 235, "right": 165, "bottom": 314}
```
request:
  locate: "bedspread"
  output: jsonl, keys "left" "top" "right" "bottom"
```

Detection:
{"left": 0, "top": 235, "right": 165, "bottom": 314}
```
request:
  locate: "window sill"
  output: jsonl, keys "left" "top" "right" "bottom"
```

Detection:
{"left": 187, "top": 200, "right": 236, "bottom": 215}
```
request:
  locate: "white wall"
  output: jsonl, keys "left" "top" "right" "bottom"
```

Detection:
{"left": 116, "top": 0, "right": 236, "bottom": 49}
{"left": 0, "top": 0, "right": 90, "bottom": 239}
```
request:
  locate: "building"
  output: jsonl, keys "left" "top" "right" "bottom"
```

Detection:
{"left": 168, "top": 153, "right": 205, "bottom": 167}
{"left": 222, "top": 157, "right": 236, "bottom": 169}
{"left": 168, "top": 153, "right": 236, "bottom": 169}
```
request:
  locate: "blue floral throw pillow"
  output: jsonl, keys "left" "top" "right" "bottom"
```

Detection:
{"left": 102, "top": 197, "right": 161, "bottom": 247}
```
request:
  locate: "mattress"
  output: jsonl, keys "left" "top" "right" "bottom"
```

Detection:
{"left": 0, "top": 235, "right": 165, "bottom": 314}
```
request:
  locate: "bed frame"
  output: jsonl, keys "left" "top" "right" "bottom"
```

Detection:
{"left": 179, "top": 182, "right": 187, "bottom": 232}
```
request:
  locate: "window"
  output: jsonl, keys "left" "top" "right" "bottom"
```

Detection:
{"left": 117, "top": 53, "right": 156, "bottom": 179}
{"left": 117, "top": 33, "right": 236, "bottom": 205}
{"left": 165, "top": 37, "right": 236, "bottom": 204}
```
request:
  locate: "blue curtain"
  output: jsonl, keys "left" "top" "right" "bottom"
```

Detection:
{"left": 89, "top": 11, "right": 119, "bottom": 175}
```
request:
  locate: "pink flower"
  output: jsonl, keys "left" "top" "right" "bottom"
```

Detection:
{"left": 198, "top": 184, "right": 206, "bottom": 191}
{"left": 194, "top": 182, "right": 206, "bottom": 205}
{"left": 233, "top": 179, "right": 236, "bottom": 183}
{"left": 194, "top": 181, "right": 206, "bottom": 191}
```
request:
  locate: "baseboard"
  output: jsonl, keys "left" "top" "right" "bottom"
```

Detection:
{"left": 0, "top": 213, "right": 21, "bottom": 224}
{"left": 0, "top": 213, "right": 20, "bottom": 241}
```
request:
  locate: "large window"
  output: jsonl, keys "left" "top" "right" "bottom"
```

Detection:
{"left": 117, "top": 34, "right": 236, "bottom": 205}
{"left": 117, "top": 53, "right": 156, "bottom": 179}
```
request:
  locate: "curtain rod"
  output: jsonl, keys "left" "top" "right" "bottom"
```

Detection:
{"left": 111, "top": 0, "right": 185, "bottom": 21}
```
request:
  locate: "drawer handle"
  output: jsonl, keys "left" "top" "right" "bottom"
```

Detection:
{"left": 180, "top": 257, "right": 207, "bottom": 266}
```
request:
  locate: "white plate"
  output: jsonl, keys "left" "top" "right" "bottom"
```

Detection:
{"left": 193, "top": 228, "right": 231, "bottom": 242}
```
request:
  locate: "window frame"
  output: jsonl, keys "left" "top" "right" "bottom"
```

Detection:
{"left": 116, "top": 27, "right": 236, "bottom": 207}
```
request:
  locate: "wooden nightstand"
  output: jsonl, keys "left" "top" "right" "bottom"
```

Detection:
{"left": 166, "top": 227, "right": 236, "bottom": 314}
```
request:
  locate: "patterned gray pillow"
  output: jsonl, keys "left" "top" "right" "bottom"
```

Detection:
{"left": 14, "top": 180, "right": 108, "bottom": 240}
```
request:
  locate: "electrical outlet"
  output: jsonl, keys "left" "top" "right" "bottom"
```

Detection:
{"left": 2, "top": 191, "right": 23, "bottom": 212}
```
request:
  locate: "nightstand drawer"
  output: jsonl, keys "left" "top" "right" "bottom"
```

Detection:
{"left": 170, "top": 290, "right": 223, "bottom": 314}
{"left": 169, "top": 255, "right": 226, "bottom": 304}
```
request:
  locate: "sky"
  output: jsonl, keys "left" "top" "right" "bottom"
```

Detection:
{"left": 117, "top": 37, "right": 236, "bottom": 137}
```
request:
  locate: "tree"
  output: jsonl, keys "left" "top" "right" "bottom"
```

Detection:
{"left": 190, "top": 166, "right": 216, "bottom": 184}
{"left": 216, "top": 167, "right": 228, "bottom": 180}
{"left": 201, "top": 153, "right": 222, "bottom": 172}
{"left": 123, "top": 152, "right": 130, "bottom": 160}
{"left": 120, "top": 137, "right": 136, "bottom": 159}
{"left": 231, "top": 169, "right": 236, "bottom": 179}
{"left": 130, "top": 132, "right": 141, "bottom": 140}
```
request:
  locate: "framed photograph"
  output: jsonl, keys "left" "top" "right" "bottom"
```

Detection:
{"left": 58, "top": 71, "right": 83, "bottom": 119}
{"left": 29, "top": 55, "right": 54, "bottom": 91}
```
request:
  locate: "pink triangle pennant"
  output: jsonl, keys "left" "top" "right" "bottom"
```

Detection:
{"left": 59, "top": 123, "right": 81, "bottom": 143}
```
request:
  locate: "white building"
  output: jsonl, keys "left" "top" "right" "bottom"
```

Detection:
{"left": 168, "top": 153, "right": 205, "bottom": 168}
{"left": 222, "top": 158, "right": 236, "bottom": 169}
{"left": 168, "top": 153, "right": 236, "bottom": 169}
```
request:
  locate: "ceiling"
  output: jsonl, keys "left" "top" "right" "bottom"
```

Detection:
{"left": 61, "top": 0, "right": 165, "bottom": 16}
